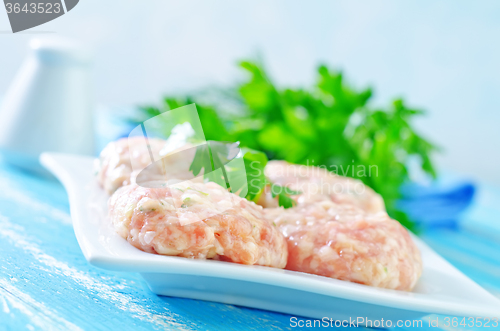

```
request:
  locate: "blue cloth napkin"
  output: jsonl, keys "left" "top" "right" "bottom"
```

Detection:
{"left": 397, "top": 175, "right": 476, "bottom": 228}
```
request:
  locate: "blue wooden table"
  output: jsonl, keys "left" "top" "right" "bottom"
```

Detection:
{"left": 0, "top": 159, "right": 499, "bottom": 330}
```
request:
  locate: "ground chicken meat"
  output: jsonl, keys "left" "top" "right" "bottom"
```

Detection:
{"left": 265, "top": 200, "right": 422, "bottom": 291}
{"left": 259, "top": 160, "right": 385, "bottom": 214}
{"left": 95, "top": 137, "right": 194, "bottom": 194}
{"left": 108, "top": 180, "right": 288, "bottom": 268}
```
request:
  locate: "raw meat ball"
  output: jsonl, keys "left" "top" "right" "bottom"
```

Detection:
{"left": 259, "top": 160, "right": 385, "bottom": 214}
{"left": 265, "top": 200, "right": 422, "bottom": 291}
{"left": 108, "top": 180, "right": 288, "bottom": 268}
{"left": 95, "top": 137, "right": 194, "bottom": 194}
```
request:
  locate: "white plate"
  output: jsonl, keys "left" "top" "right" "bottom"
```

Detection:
{"left": 40, "top": 152, "right": 500, "bottom": 322}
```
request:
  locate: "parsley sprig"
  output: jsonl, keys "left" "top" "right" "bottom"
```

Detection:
{"left": 134, "top": 60, "right": 437, "bottom": 228}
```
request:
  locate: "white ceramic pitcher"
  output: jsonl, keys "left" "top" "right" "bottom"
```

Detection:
{"left": 0, "top": 37, "right": 94, "bottom": 174}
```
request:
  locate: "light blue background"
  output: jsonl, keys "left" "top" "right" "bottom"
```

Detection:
{"left": 0, "top": 0, "right": 499, "bottom": 184}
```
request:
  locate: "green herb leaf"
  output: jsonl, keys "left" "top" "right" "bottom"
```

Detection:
{"left": 135, "top": 60, "right": 438, "bottom": 227}
{"left": 269, "top": 184, "right": 301, "bottom": 198}
{"left": 240, "top": 148, "right": 268, "bottom": 201}
{"left": 277, "top": 194, "right": 297, "bottom": 209}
